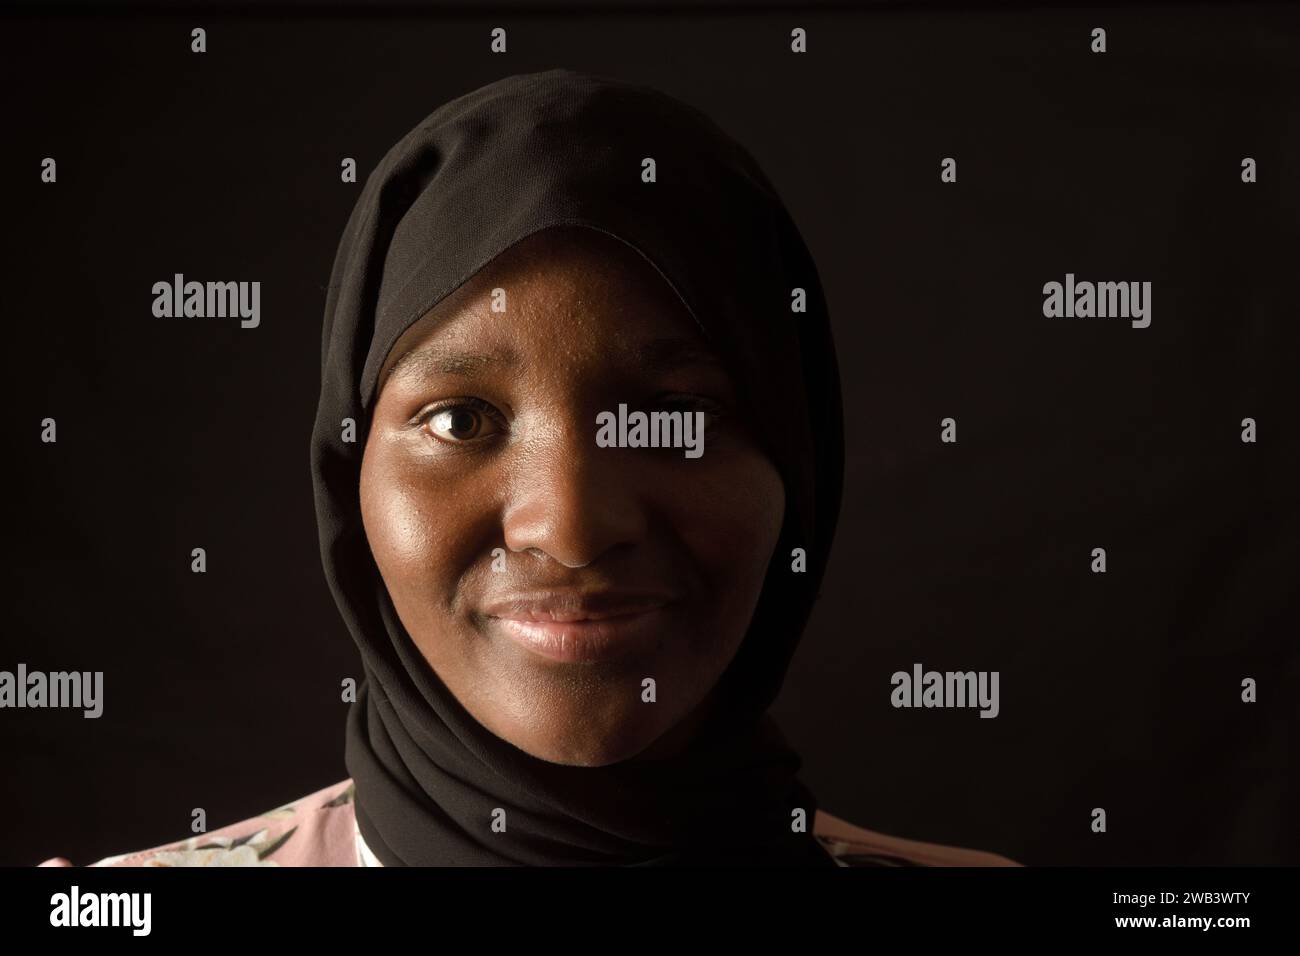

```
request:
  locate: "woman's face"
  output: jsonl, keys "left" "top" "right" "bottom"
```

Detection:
{"left": 360, "top": 228, "right": 785, "bottom": 767}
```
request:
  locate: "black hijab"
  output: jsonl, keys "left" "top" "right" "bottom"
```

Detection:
{"left": 310, "top": 68, "right": 845, "bottom": 866}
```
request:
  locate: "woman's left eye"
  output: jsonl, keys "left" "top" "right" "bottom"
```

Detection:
{"left": 417, "top": 398, "right": 504, "bottom": 444}
{"left": 654, "top": 394, "right": 727, "bottom": 425}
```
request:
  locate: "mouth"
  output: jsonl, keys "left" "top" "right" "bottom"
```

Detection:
{"left": 482, "top": 592, "right": 675, "bottom": 664}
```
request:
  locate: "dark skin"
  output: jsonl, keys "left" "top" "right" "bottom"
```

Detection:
{"left": 359, "top": 227, "right": 785, "bottom": 767}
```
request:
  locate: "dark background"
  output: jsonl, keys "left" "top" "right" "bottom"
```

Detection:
{"left": 3, "top": 1, "right": 1296, "bottom": 867}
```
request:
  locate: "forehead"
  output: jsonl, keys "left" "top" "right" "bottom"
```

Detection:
{"left": 377, "top": 228, "right": 718, "bottom": 388}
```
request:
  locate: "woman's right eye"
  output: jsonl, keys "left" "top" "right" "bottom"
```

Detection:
{"left": 417, "top": 398, "right": 504, "bottom": 444}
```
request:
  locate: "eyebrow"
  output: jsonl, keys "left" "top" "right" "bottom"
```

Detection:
{"left": 382, "top": 343, "right": 521, "bottom": 389}
{"left": 382, "top": 335, "right": 723, "bottom": 390}
{"left": 631, "top": 336, "right": 725, "bottom": 374}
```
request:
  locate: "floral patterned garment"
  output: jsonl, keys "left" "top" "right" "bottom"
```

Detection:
{"left": 36, "top": 778, "right": 1019, "bottom": 868}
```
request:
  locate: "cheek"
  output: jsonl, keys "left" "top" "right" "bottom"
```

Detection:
{"left": 358, "top": 442, "right": 483, "bottom": 612}
{"left": 665, "top": 446, "right": 785, "bottom": 617}
{"left": 360, "top": 458, "right": 435, "bottom": 576}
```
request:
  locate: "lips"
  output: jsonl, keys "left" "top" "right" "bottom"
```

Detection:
{"left": 482, "top": 591, "right": 675, "bottom": 664}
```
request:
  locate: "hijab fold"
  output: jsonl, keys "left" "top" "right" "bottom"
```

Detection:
{"left": 311, "top": 68, "right": 845, "bottom": 866}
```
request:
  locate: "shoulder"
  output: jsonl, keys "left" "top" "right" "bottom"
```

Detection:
{"left": 35, "top": 781, "right": 1019, "bottom": 868}
{"left": 36, "top": 779, "right": 360, "bottom": 868}
{"left": 812, "top": 810, "right": 1021, "bottom": 867}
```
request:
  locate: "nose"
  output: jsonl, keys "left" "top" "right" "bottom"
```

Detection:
{"left": 500, "top": 421, "right": 649, "bottom": 568}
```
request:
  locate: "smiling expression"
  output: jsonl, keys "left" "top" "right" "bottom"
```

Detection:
{"left": 359, "top": 226, "right": 785, "bottom": 767}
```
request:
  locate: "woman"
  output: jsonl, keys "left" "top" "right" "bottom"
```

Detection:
{"left": 39, "top": 68, "right": 1016, "bottom": 868}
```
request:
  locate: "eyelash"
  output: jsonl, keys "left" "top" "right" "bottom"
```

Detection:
{"left": 413, "top": 397, "right": 506, "bottom": 445}
{"left": 656, "top": 395, "right": 727, "bottom": 422}
{"left": 412, "top": 394, "right": 727, "bottom": 446}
